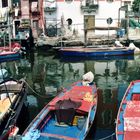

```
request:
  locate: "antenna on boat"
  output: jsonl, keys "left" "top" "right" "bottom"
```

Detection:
{"left": 0, "top": 64, "right": 12, "bottom": 104}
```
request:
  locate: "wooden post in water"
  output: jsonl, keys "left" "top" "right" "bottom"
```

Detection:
{"left": 84, "top": 29, "right": 87, "bottom": 48}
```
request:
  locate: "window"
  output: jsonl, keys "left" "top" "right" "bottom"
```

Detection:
{"left": 2, "top": 0, "right": 8, "bottom": 7}
{"left": 124, "top": 1, "right": 131, "bottom": 6}
{"left": 124, "top": 2, "right": 131, "bottom": 10}
{"left": 86, "top": 0, "right": 94, "bottom": 6}
{"left": 66, "top": 18, "right": 72, "bottom": 26}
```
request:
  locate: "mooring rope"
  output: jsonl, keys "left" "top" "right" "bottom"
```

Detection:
{"left": 22, "top": 79, "right": 56, "bottom": 99}
{"left": 97, "top": 132, "right": 115, "bottom": 140}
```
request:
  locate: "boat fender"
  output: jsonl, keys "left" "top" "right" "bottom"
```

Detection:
{"left": 0, "top": 93, "right": 7, "bottom": 100}
{"left": 82, "top": 71, "right": 94, "bottom": 86}
{"left": 114, "top": 40, "right": 123, "bottom": 47}
{"left": 13, "top": 47, "right": 20, "bottom": 52}
{"left": 9, "top": 126, "right": 19, "bottom": 137}
{"left": 127, "top": 43, "right": 136, "bottom": 50}
{"left": 134, "top": 47, "right": 140, "bottom": 53}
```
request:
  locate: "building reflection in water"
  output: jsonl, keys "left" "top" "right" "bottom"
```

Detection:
{"left": 2, "top": 52, "right": 140, "bottom": 138}
{"left": 97, "top": 88, "right": 117, "bottom": 129}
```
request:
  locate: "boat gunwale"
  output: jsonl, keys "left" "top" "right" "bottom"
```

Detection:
{"left": 116, "top": 80, "right": 140, "bottom": 140}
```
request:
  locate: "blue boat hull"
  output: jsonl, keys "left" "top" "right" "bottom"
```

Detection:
{"left": 60, "top": 48, "right": 134, "bottom": 57}
{"left": 0, "top": 53, "right": 20, "bottom": 62}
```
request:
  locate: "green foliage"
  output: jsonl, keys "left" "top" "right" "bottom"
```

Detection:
{"left": 132, "top": 0, "right": 140, "bottom": 12}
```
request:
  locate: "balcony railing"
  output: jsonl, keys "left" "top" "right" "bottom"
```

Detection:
{"left": 81, "top": 4, "right": 99, "bottom": 13}
{"left": 44, "top": 7, "right": 57, "bottom": 12}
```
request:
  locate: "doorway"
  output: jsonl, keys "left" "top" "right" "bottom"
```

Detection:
{"left": 84, "top": 15, "right": 95, "bottom": 37}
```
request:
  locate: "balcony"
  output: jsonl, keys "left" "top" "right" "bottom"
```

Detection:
{"left": 44, "top": 7, "right": 57, "bottom": 12}
{"left": 81, "top": 4, "right": 99, "bottom": 13}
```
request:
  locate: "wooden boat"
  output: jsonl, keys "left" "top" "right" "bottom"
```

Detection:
{"left": 22, "top": 72, "right": 98, "bottom": 140}
{"left": 116, "top": 80, "right": 140, "bottom": 140}
{"left": 0, "top": 25, "right": 23, "bottom": 61}
{"left": 59, "top": 43, "right": 140, "bottom": 58}
{"left": 0, "top": 42, "right": 22, "bottom": 61}
{"left": 59, "top": 53, "right": 134, "bottom": 62}
{"left": 0, "top": 78, "right": 27, "bottom": 140}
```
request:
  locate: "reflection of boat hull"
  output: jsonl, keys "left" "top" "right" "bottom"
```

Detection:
{"left": 0, "top": 79, "right": 27, "bottom": 140}
{"left": 22, "top": 80, "right": 98, "bottom": 140}
{"left": 0, "top": 42, "right": 21, "bottom": 62}
{"left": 59, "top": 47, "right": 135, "bottom": 57}
{"left": 59, "top": 54, "right": 134, "bottom": 62}
{"left": 0, "top": 51, "right": 20, "bottom": 62}
{"left": 116, "top": 80, "right": 140, "bottom": 140}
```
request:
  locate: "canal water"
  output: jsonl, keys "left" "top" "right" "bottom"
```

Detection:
{"left": 3, "top": 50, "right": 140, "bottom": 140}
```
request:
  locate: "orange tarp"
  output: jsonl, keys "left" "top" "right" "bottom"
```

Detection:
{"left": 124, "top": 101, "right": 140, "bottom": 131}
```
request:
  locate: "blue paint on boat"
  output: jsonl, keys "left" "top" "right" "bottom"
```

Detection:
{"left": 116, "top": 80, "right": 140, "bottom": 140}
{"left": 22, "top": 80, "right": 98, "bottom": 140}
{"left": 60, "top": 48, "right": 134, "bottom": 58}
{"left": 0, "top": 53, "right": 21, "bottom": 62}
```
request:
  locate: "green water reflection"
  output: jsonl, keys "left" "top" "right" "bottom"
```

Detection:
{"left": 2, "top": 51, "right": 140, "bottom": 140}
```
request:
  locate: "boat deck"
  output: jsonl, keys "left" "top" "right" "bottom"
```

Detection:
{"left": 40, "top": 118, "right": 85, "bottom": 139}
{"left": 117, "top": 81, "right": 140, "bottom": 140}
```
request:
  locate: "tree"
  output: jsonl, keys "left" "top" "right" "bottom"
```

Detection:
{"left": 132, "top": 0, "right": 140, "bottom": 13}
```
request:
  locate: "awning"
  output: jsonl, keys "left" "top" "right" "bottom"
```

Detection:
{"left": 31, "top": 2, "right": 38, "bottom": 12}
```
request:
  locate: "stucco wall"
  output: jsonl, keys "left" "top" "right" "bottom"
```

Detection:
{"left": 57, "top": 1, "right": 84, "bottom": 35}
{"left": 44, "top": 0, "right": 131, "bottom": 37}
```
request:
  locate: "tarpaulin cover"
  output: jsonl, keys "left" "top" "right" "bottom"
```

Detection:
{"left": 49, "top": 86, "right": 94, "bottom": 112}
{"left": 132, "top": 94, "right": 140, "bottom": 101}
{"left": 124, "top": 131, "right": 140, "bottom": 140}
{"left": 124, "top": 101, "right": 140, "bottom": 131}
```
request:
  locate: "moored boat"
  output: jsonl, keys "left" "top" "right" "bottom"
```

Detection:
{"left": 0, "top": 78, "right": 27, "bottom": 140}
{"left": 59, "top": 43, "right": 140, "bottom": 58}
{"left": 0, "top": 42, "right": 22, "bottom": 62}
{"left": 116, "top": 80, "right": 140, "bottom": 140}
{"left": 22, "top": 71, "right": 98, "bottom": 140}
{"left": 59, "top": 46, "right": 137, "bottom": 57}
